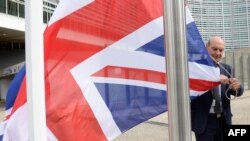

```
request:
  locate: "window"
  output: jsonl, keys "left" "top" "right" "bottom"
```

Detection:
{"left": 0, "top": 0, "right": 6, "bottom": 13}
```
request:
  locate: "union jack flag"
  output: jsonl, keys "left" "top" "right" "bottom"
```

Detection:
{"left": 0, "top": 0, "right": 220, "bottom": 141}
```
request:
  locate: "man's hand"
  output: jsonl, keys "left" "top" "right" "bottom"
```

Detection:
{"left": 229, "top": 78, "right": 241, "bottom": 90}
{"left": 220, "top": 74, "right": 241, "bottom": 90}
{"left": 220, "top": 74, "right": 229, "bottom": 84}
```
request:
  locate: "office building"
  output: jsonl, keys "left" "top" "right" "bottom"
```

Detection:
{"left": 187, "top": 0, "right": 250, "bottom": 49}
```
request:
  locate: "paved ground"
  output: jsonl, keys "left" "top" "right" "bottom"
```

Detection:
{"left": 0, "top": 90, "right": 249, "bottom": 141}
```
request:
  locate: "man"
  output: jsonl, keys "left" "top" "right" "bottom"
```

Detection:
{"left": 191, "top": 36, "right": 244, "bottom": 141}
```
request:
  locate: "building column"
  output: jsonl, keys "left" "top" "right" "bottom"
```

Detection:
{"left": 0, "top": 78, "right": 11, "bottom": 101}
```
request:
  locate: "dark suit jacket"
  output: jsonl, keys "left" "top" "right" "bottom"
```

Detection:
{"left": 191, "top": 63, "right": 244, "bottom": 134}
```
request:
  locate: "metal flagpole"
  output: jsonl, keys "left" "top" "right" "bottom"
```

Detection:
{"left": 25, "top": 0, "right": 47, "bottom": 140}
{"left": 163, "top": 0, "right": 192, "bottom": 141}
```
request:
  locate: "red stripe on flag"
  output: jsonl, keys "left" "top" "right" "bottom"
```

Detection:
{"left": 190, "top": 79, "right": 220, "bottom": 91}
{"left": 92, "top": 66, "right": 166, "bottom": 84}
{"left": 92, "top": 66, "right": 219, "bottom": 92}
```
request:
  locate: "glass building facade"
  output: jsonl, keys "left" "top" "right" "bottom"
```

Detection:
{"left": 0, "top": 0, "right": 58, "bottom": 23}
{"left": 187, "top": 0, "right": 250, "bottom": 49}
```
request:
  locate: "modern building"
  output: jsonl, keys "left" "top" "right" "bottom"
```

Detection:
{"left": 0, "top": 0, "right": 58, "bottom": 100}
{"left": 187, "top": 0, "right": 250, "bottom": 49}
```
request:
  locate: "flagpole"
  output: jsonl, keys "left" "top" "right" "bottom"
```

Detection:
{"left": 25, "top": 0, "right": 47, "bottom": 140}
{"left": 163, "top": 0, "right": 192, "bottom": 141}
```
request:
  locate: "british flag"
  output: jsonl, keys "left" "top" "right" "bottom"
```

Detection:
{"left": 0, "top": 0, "right": 220, "bottom": 141}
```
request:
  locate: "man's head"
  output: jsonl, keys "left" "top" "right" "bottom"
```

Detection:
{"left": 206, "top": 36, "right": 225, "bottom": 63}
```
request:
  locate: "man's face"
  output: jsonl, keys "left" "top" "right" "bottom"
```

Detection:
{"left": 206, "top": 38, "right": 225, "bottom": 62}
